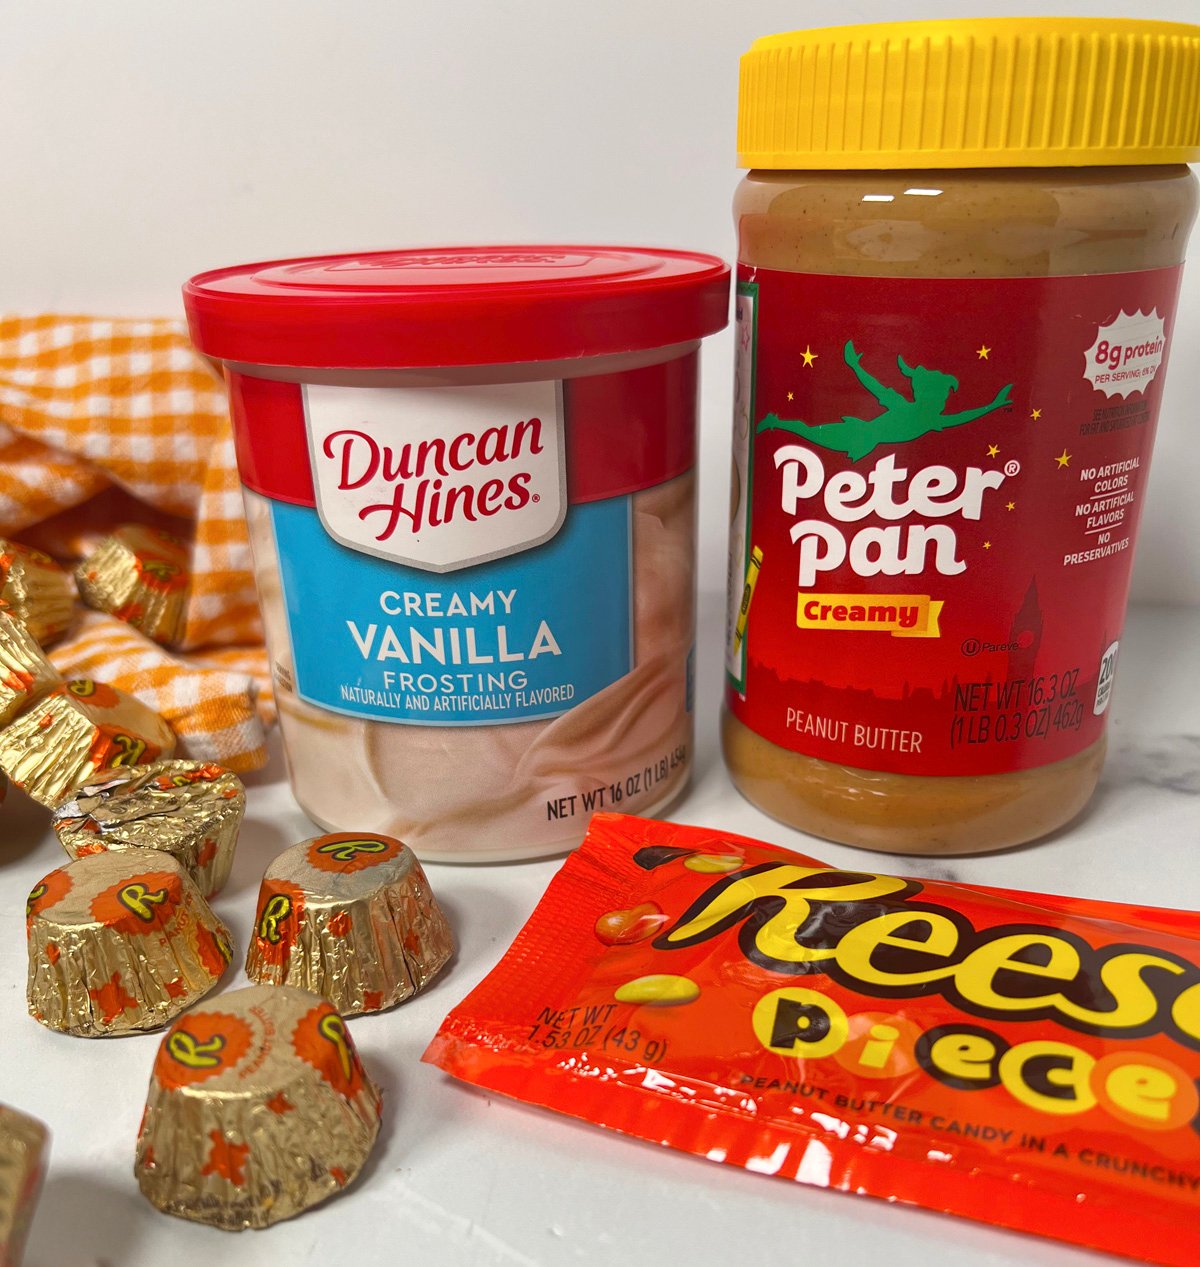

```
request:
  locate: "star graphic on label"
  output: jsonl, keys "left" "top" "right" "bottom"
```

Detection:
{"left": 983, "top": 541, "right": 993, "bottom": 550}
{"left": 1055, "top": 449, "right": 1072, "bottom": 469}
{"left": 976, "top": 344, "right": 991, "bottom": 360}
{"left": 801, "top": 345, "right": 818, "bottom": 367}
{"left": 1030, "top": 407, "right": 1042, "bottom": 420}
{"left": 786, "top": 391, "right": 795, "bottom": 401}
{"left": 1006, "top": 501, "right": 1016, "bottom": 511}
{"left": 986, "top": 444, "right": 1000, "bottom": 458}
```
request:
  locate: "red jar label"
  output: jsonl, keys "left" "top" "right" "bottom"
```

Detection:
{"left": 726, "top": 265, "right": 1183, "bottom": 776}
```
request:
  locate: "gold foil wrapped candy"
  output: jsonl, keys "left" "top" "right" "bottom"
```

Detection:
{"left": 0, "top": 540, "right": 74, "bottom": 646}
{"left": 0, "top": 609, "right": 60, "bottom": 728}
{"left": 0, "top": 678, "right": 175, "bottom": 806}
{"left": 0, "top": 1104, "right": 48, "bottom": 1267}
{"left": 75, "top": 525, "right": 190, "bottom": 646}
{"left": 26, "top": 848, "right": 232, "bottom": 1037}
{"left": 135, "top": 984, "right": 382, "bottom": 1230}
{"left": 245, "top": 832, "right": 453, "bottom": 1016}
{"left": 52, "top": 760, "right": 245, "bottom": 898}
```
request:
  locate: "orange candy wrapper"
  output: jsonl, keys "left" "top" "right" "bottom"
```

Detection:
{"left": 425, "top": 813, "right": 1200, "bottom": 1265}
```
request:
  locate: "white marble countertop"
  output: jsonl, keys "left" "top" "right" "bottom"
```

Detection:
{"left": 2, "top": 596, "right": 1197, "bottom": 1267}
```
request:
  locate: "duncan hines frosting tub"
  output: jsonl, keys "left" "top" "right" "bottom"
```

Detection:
{"left": 184, "top": 246, "right": 729, "bottom": 860}
{"left": 723, "top": 18, "right": 1200, "bottom": 854}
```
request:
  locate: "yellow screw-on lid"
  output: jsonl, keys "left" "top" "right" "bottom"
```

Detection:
{"left": 738, "top": 17, "right": 1200, "bottom": 169}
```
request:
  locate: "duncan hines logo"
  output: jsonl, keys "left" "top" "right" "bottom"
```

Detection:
{"left": 305, "top": 381, "right": 566, "bottom": 572}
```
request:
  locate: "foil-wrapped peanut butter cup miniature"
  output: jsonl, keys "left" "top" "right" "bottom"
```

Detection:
{"left": 135, "top": 984, "right": 382, "bottom": 1230}
{"left": 0, "top": 540, "right": 74, "bottom": 646}
{"left": 246, "top": 832, "right": 452, "bottom": 1016}
{"left": 0, "top": 678, "right": 175, "bottom": 806}
{"left": 0, "top": 609, "right": 60, "bottom": 728}
{"left": 75, "top": 525, "right": 190, "bottom": 646}
{"left": 52, "top": 760, "right": 245, "bottom": 898}
{"left": 26, "top": 849, "right": 232, "bottom": 1037}
{"left": 0, "top": 1103, "right": 48, "bottom": 1267}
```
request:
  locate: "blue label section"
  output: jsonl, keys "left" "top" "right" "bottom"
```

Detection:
{"left": 270, "top": 499, "right": 633, "bottom": 725}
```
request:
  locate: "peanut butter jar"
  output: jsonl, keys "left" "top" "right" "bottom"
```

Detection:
{"left": 724, "top": 18, "right": 1200, "bottom": 853}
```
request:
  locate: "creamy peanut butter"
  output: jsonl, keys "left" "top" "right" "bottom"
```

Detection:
{"left": 724, "top": 20, "right": 1200, "bottom": 853}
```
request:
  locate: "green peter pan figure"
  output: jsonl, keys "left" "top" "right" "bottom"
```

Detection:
{"left": 758, "top": 340, "right": 1013, "bottom": 462}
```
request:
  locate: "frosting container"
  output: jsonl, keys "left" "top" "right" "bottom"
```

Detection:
{"left": 245, "top": 831, "right": 453, "bottom": 1014}
{"left": 723, "top": 18, "right": 1200, "bottom": 852}
{"left": 26, "top": 849, "right": 232, "bottom": 1037}
{"left": 52, "top": 759, "right": 245, "bottom": 897}
{"left": 135, "top": 984, "right": 382, "bottom": 1230}
{"left": 185, "top": 246, "right": 729, "bottom": 860}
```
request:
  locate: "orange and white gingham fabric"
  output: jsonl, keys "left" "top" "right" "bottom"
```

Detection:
{"left": 0, "top": 315, "right": 272, "bottom": 772}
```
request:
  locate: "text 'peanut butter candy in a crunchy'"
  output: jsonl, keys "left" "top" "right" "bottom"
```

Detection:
{"left": 26, "top": 848, "right": 232, "bottom": 1037}
{"left": 75, "top": 525, "right": 190, "bottom": 646}
{"left": 0, "top": 679, "right": 175, "bottom": 806}
{"left": 0, "top": 609, "right": 60, "bottom": 728}
{"left": 0, "top": 540, "right": 74, "bottom": 646}
{"left": 52, "top": 760, "right": 245, "bottom": 897}
{"left": 0, "top": 1103, "right": 48, "bottom": 1267}
{"left": 135, "top": 984, "right": 382, "bottom": 1230}
{"left": 245, "top": 832, "right": 453, "bottom": 1016}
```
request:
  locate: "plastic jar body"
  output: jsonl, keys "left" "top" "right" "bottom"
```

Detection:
{"left": 723, "top": 164, "right": 1198, "bottom": 853}
{"left": 231, "top": 343, "right": 701, "bottom": 862}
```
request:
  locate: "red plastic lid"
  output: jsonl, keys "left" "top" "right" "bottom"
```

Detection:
{"left": 183, "top": 245, "right": 730, "bottom": 369}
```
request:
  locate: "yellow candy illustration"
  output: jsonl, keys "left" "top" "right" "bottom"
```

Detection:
{"left": 614, "top": 975, "right": 700, "bottom": 1006}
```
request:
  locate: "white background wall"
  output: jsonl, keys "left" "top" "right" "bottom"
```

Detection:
{"left": 2, "top": 0, "right": 1197, "bottom": 602}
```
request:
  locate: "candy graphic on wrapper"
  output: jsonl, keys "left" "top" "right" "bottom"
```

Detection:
{"left": 245, "top": 832, "right": 453, "bottom": 1015}
{"left": 52, "top": 759, "right": 245, "bottom": 897}
{"left": 75, "top": 525, "right": 190, "bottom": 646}
{"left": 135, "top": 984, "right": 382, "bottom": 1230}
{"left": 0, "top": 608, "right": 60, "bottom": 728}
{"left": 26, "top": 848, "right": 232, "bottom": 1037}
{"left": 0, "top": 678, "right": 175, "bottom": 806}
{"left": 0, "top": 1103, "right": 48, "bottom": 1267}
{"left": 0, "top": 540, "right": 74, "bottom": 646}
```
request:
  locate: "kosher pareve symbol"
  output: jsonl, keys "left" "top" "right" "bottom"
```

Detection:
{"left": 758, "top": 340, "right": 1013, "bottom": 462}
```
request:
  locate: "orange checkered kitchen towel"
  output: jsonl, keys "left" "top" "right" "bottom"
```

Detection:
{"left": 0, "top": 315, "right": 272, "bottom": 772}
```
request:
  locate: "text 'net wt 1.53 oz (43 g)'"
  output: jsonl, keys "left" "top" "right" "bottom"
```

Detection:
{"left": 425, "top": 812, "right": 1200, "bottom": 1265}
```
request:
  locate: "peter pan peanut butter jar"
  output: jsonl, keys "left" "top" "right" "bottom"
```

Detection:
{"left": 724, "top": 18, "right": 1200, "bottom": 853}
{"left": 185, "top": 247, "right": 728, "bottom": 861}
